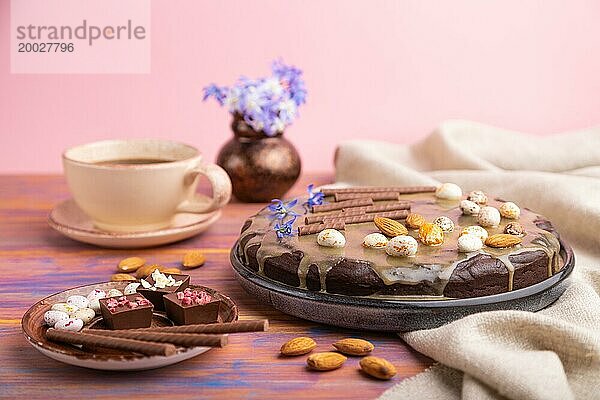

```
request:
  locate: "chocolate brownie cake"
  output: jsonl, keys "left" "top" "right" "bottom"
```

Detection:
{"left": 236, "top": 184, "right": 563, "bottom": 299}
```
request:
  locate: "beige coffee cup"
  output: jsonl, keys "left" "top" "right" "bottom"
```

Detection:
{"left": 63, "top": 139, "right": 232, "bottom": 232}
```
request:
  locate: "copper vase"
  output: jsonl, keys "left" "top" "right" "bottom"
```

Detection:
{"left": 216, "top": 115, "right": 301, "bottom": 202}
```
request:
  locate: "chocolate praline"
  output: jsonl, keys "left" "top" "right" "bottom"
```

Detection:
{"left": 99, "top": 294, "right": 153, "bottom": 330}
{"left": 136, "top": 273, "right": 190, "bottom": 311}
{"left": 163, "top": 290, "right": 221, "bottom": 325}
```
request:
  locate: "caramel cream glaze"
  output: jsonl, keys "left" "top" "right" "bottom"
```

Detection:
{"left": 238, "top": 192, "right": 562, "bottom": 299}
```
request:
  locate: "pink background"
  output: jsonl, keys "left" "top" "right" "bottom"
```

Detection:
{"left": 2, "top": 0, "right": 600, "bottom": 173}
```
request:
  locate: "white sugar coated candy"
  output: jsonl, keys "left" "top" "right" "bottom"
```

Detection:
{"left": 432, "top": 216, "right": 455, "bottom": 232}
{"left": 51, "top": 303, "right": 79, "bottom": 316}
{"left": 44, "top": 310, "right": 69, "bottom": 326}
{"left": 317, "top": 229, "right": 346, "bottom": 248}
{"left": 54, "top": 318, "right": 84, "bottom": 332}
{"left": 386, "top": 235, "right": 419, "bottom": 257}
{"left": 460, "top": 199, "right": 481, "bottom": 216}
{"left": 86, "top": 289, "right": 106, "bottom": 301}
{"left": 458, "top": 234, "right": 484, "bottom": 253}
{"left": 88, "top": 298, "right": 101, "bottom": 315}
{"left": 477, "top": 206, "right": 501, "bottom": 227}
{"left": 499, "top": 202, "right": 520, "bottom": 219}
{"left": 362, "top": 233, "right": 389, "bottom": 249}
{"left": 460, "top": 225, "right": 489, "bottom": 242}
{"left": 66, "top": 295, "right": 89, "bottom": 309}
{"left": 72, "top": 308, "right": 96, "bottom": 324}
{"left": 123, "top": 282, "right": 141, "bottom": 295}
{"left": 435, "top": 183, "right": 462, "bottom": 200}
{"left": 467, "top": 190, "right": 488, "bottom": 205}
{"left": 106, "top": 289, "right": 123, "bottom": 298}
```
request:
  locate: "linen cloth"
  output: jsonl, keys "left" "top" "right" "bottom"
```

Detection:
{"left": 332, "top": 120, "right": 600, "bottom": 400}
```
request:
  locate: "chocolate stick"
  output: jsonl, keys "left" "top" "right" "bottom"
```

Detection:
{"left": 82, "top": 330, "right": 228, "bottom": 348}
{"left": 46, "top": 328, "right": 177, "bottom": 357}
{"left": 124, "top": 320, "right": 269, "bottom": 334}
{"left": 321, "top": 186, "right": 436, "bottom": 195}
{"left": 312, "top": 198, "right": 373, "bottom": 213}
{"left": 298, "top": 221, "right": 345, "bottom": 236}
{"left": 323, "top": 209, "right": 408, "bottom": 224}
{"left": 342, "top": 202, "right": 411, "bottom": 213}
{"left": 305, "top": 208, "right": 364, "bottom": 224}
{"left": 335, "top": 192, "right": 399, "bottom": 202}
{"left": 305, "top": 202, "right": 411, "bottom": 224}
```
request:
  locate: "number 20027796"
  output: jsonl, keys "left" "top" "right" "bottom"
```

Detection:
{"left": 18, "top": 42, "right": 74, "bottom": 52}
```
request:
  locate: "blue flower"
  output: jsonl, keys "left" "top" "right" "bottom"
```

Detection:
{"left": 202, "top": 61, "right": 306, "bottom": 136}
{"left": 202, "top": 84, "right": 229, "bottom": 106}
{"left": 306, "top": 184, "right": 325, "bottom": 207}
{"left": 274, "top": 217, "right": 296, "bottom": 239}
{"left": 267, "top": 199, "right": 299, "bottom": 220}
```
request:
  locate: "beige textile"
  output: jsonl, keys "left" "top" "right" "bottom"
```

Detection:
{"left": 333, "top": 121, "right": 600, "bottom": 400}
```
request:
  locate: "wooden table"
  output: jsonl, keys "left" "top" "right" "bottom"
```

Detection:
{"left": 0, "top": 174, "right": 433, "bottom": 399}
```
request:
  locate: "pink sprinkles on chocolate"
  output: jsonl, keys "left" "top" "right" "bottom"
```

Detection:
{"left": 176, "top": 288, "right": 212, "bottom": 306}
{"left": 106, "top": 295, "right": 150, "bottom": 312}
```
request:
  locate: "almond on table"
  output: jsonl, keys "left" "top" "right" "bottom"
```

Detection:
{"left": 182, "top": 250, "right": 206, "bottom": 269}
{"left": 333, "top": 338, "right": 374, "bottom": 356}
{"left": 280, "top": 337, "right": 317, "bottom": 356}
{"left": 306, "top": 352, "right": 347, "bottom": 371}
{"left": 117, "top": 257, "right": 145, "bottom": 273}
{"left": 359, "top": 356, "right": 397, "bottom": 380}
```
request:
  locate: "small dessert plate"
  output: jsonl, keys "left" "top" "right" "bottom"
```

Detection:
{"left": 48, "top": 199, "right": 221, "bottom": 248}
{"left": 22, "top": 281, "right": 238, "bottom": 371}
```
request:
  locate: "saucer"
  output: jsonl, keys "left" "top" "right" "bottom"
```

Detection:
{"left": 48, "top": 199, "right": 221, "bottom": 248}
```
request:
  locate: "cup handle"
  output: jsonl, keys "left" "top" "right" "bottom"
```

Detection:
{"left": 176, "top": 163, "right": 232, "bottom": 214}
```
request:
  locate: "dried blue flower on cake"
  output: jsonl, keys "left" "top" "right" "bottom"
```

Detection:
{"left": 203, "top": 60, "right": 306, "bottom": 137}
{"left": 267, "top": 199, "right": 299, "bottom": 220}
{"left": 306, "top": 184, "right": 325, "bottom": 207}
{"left": 273, "top": 217, "right": 296, "bottom": 239}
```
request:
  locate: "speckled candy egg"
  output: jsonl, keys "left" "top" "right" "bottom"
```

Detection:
{"left": 72, "top": 308, "right": 96, "bottom": 324}
{"left": 460, "top": 200, "right": 480, "bottom": 216}
{"left": 457, "top": 234, "right": 484, "bottom": 253}
{"left": 317, "top": 229, "right": 346, "bottom": 248}
{"left": 467, "top": 190, "right": 488, "bottom": 205}
{"left": 54, "top": 318, "right": 84, "bottom": 332}
{"left": 499, "top": 202, "right": 520, "bottom": 219}
{"left": 477, "top": 206, "right": 501, "bottom": 228}
{"left": 432, "top": 216, "right": 455, "bottom": 232}
{"left": 43, "top": 310, "right": 69, "bottom": 326}
{"left": 86, "top": 289, "right": 106, "bottom": 302}
{"left": 51, "top": 303, "right": 79, "bottom": 316}
{"left": 67, "top": 295, "right": 89, "bottom": 309}
{"left": 435, "top": 183, "right": 462, "bottom": 200}
{"left": 362, "top": 233, "right": 389, "bottom": 249}
{"left": 88, "top": 299, "right": 101, "bottom": 315}
{"left": 124, "top": 282, "right": 141, "bottom": 295}
{"left": 386, "top": 235, "right": 419, "bottom": 257}
{"left": 460, "top": 225, "right": 489, "bottom": 242}
{"left": 106, "top": 289, "right": 123, "bottom": 298}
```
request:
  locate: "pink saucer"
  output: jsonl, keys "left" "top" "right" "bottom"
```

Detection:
{"left": 48, "top": 199, "right": 221, "bottom": 248}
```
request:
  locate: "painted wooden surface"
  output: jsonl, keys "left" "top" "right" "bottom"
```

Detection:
{"left": 0, "top": 174, "right": 433, "bottom": 399}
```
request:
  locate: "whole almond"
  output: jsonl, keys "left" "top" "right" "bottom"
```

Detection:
{"left": 117, "top": 257, "right": 145, "bottom": 273}
{"left": 333, "top": 338, "right": 374, "bottom": 356}
{"left": 405, "top": 213, "right": 425, "bottom": 229}
{"left": 280, "top": 337, "right": 317, "bottom": 356}
{"left": 485, "top": 234, "right": 522, "bottom": 248}
{"left": 307, "top": 352, "right": 347, "bottom": 371}
{"left": 374, "top": 217, "right": 408, "bottom": 237}
{"left": 182, "top": 250, "right": 206, "bottom": 269}
{"left": 160, "top": 267, "right": 182, "bottom": 275}
{"left": 136, "top": 264, "right": 164, "bottom": 278}
{"left": 360, "top": 356, "right": 397, "bottom": 380}
{"left": 110, "top": 273, "right": 137, "bottom": 282}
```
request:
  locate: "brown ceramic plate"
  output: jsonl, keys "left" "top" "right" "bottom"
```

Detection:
{"left": 22, "top": 281, "right": 238, "bottom": 370}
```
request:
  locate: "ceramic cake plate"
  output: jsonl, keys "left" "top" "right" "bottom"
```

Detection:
{"left": 230, "top": 239, "right": 574, "bottom": 332}
{"left": 22, "top": 281, "right": 238, "bottom": 371}
{"left": 48, "top": 199, "right": 221, "bottom": 249}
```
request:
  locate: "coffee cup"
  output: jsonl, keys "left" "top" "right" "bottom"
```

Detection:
{"left": 63, "top": 139, "right": 232, "bottom": 232}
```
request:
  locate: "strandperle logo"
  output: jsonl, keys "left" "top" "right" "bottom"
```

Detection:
{"left": 15, "top": 20, "right": 147, "bottom": 46}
